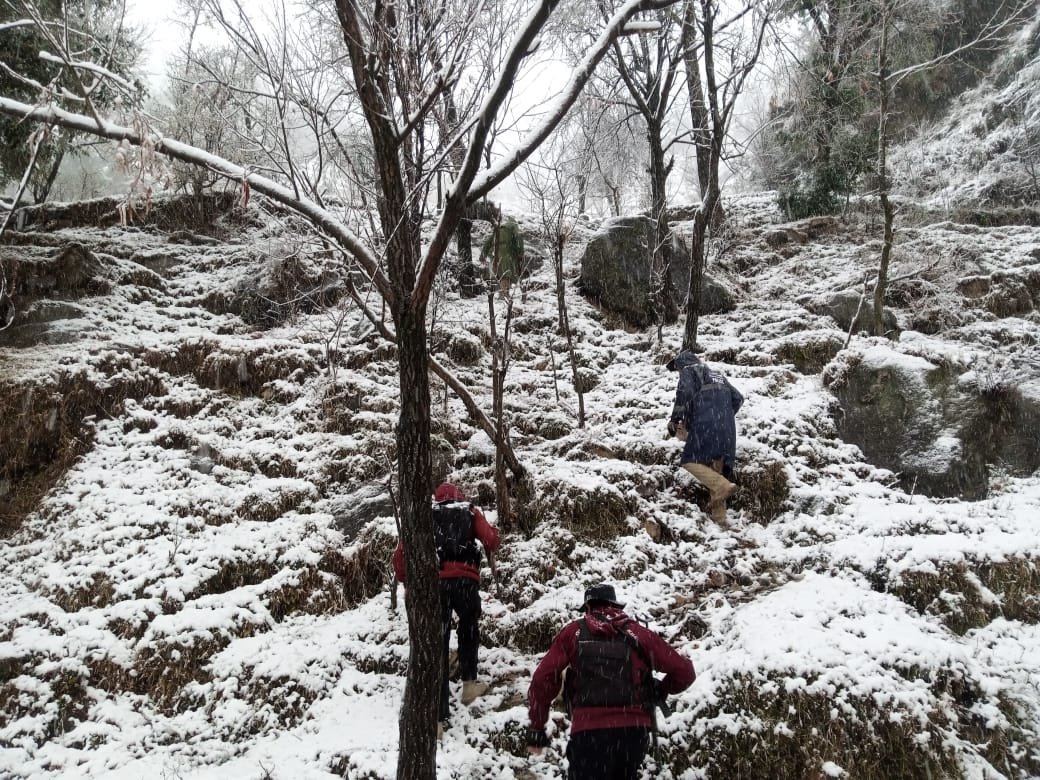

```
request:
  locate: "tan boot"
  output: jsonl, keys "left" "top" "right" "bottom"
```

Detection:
{"left": 710, "top": 481, "right": 738, "bottom": 524}
{"left": 461, "top": 680, "right": 489, "bottom": 704}
{"left": 709, "top": 499, "right": 728, "bottom": 525}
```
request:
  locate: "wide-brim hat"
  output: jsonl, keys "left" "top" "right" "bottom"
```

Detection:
{"left": 578, "top": 583, "right": 624, "bottom": 611}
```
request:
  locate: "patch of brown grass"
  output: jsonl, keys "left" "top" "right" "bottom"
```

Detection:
{"left": 774, "top": 333, "right": 845, "bottom": 374}
{"left": 735, "top": 456, "right": 790, "bottom": 524}
{"left": 49, "top": 572, "right": 117, "bottom": 612}
{"left": 679, "top": 673, "right": 960, "bottom": 780}
{"left": 528, "top": 477, "right": 632, "bottom": 540}
{"left": 0, "top": 362, "right": 165, "bottom": 537}
{"left": 892, "top": 556, "right": 1040, "bottom": 634}
{"left": 484, "top": 612, "right": 564, "bottom": 655}
{"left": 235, "top": 484, "right": 315, "bottom": 522}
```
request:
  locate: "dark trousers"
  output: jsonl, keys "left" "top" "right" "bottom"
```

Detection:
{"left": 439, "top": 576, "right": 480, "bottom": 720}
{"left": 566, "top": 727, "right": 651, "bottom": 780}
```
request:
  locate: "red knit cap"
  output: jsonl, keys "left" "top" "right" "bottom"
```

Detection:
{"left": 433, "top": 482, "right": 466, "bottom": 502}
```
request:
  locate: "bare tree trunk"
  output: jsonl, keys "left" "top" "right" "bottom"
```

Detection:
{"left": 32, "top": 144, "right": 65, "bottom": 204}
{"left": 393, "top": 303, "right": 441, "bottom": 780}
{"left": 648, "top": 118, "right": 678, "bottom": 328}
{"left": 872, "top": 0, "right": 894, "bottom": 338}
{"left": 552, "top": 232, "right": 585, "bottom": 427}
{"left": 680, "top": 0, "right": 768, "bottom": 349}
{"left": 683, "top": 0, "right": 710, "bottom": 199}
{"left": 486, "top": 213, "right": 514, "bottom": 530}
{"left": 492, "top": 333, "right": 512, "bottom": 529}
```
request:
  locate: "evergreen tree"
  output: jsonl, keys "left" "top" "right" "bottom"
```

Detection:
{"left": 0, "top": 0, "right": 142, "bottom": 202}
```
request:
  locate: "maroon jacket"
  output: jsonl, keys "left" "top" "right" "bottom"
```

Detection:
{"left": 528, "top": 606, "right": 695, "bottom": 734}
{"left": 392, "top": 482, "right": 500, "bottom": 584}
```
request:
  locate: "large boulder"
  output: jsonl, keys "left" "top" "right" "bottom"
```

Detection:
{"left": 825, "top": 346, "right": 982, "bottom": 498}
{"left": 824, "top": 345, "right": 1040, "bottom": 499}
{"left": 807, "top": 288, "right": 900, "bottom": 338}
{"left": 579, "top": 215, "right": 735, "bottom": 328}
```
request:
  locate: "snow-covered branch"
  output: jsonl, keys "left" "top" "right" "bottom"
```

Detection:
{"left": 37, "top": 50, "right": 138, "bottom": 95}
{"left": 0, "top": 61, "right": 86, "bottom": 103}
{"left": 0, "top": 19, "right": 35, "bottom": 32}
{"left": 468, "top": 0, "right": 679, "bottom": 201}
{"left": 0, "top": 97, "right": 391, "bottom": 302}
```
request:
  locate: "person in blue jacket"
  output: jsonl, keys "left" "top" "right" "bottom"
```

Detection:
{"left": 666, "top": 350, "right": 744, "bottom": 524}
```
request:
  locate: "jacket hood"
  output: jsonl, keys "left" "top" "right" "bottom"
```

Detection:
{"left": 434, "top": 482, "right": 467, "bottom": 502}
{"left": 583, "top": 605, "right": 634, "bottom": 637}
{"left": 671, "top": 350, "right": 701, "bottom": 371}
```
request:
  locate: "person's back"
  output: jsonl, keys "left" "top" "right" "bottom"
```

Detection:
{"left": 392, "top": 482, "right": 500, "bottom": 733}
{"left": 527, "top": 584, "right": 695, "bottom": 779}
{"left": 433, "top": 499, "right": 481, "bottom": 570}
{"left": 667, "top": 351, "right": 743, "bottom": 523}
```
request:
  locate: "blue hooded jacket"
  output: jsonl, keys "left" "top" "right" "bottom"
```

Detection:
{"left": 669, "top": 350, "right": 743, "bottom": 471}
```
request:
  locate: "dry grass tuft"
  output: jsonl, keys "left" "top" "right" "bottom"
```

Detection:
{"left": 513, "top": 411, "right": 573, "bottom": 441}
{"left": 49, "top": 572, "right": 117, "bottom": 612}
{"left": 235, "top": 484, "right": 315, "bottom": 522}
{"left": 734, "top": 456, "right": 791, "bottom": 524}
{"left": 142, "top": 338, "right": 319, "bottom": 396}
{"left": 442, "top": 330, "right": 485, "bottom": 366}
{"left": 774, "top": 333, "right": 845, "bottom": 374}
{"left": 892, "top": 556, "right": 1040, "bottom": 634}
{"left": 267, "top": 528, "right": 395, "bottom": 621}
{"left": 679, "top": 674, "right": 960, "bottom": 780}
{"left": 484, "top": 612, "right": 564, "bottom": 655}
{"left": 0, "top": 362, "right": 165, "bottom": 537}
{"left": 0, "top": 662, "right": 90, "bottom": 743}
{"left": 528, "top": 477, "right": 632, "bottom": 540}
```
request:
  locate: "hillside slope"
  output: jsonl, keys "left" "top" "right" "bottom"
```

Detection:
{"left": 892, "top": 4, "right": 1040, "bottom": 209}
{"left": 1, "top": 189, "right": 1038, "bottom": 778}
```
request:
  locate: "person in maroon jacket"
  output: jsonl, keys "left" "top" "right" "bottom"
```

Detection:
{"left": 526, "top": 583, "right": 695, "bottom": 779}
{"left": 393, "top": 482, "right": 500, "bottom": 728}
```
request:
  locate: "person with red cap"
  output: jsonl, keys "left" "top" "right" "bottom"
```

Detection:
{"left": 393, "top": 482, "right": 500, "bottom": 731}
{"left": 526, "top": 583, "right": 695, "bottom": 779}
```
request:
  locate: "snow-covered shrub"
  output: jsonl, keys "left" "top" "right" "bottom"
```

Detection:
{"left": 528, "top": 473, "right": 630, "bottom": 539}
{"left": 513, "top": 410, "right": 572, "bottom": 440}
{"left": 891, "top": 556, "right": 1040, "bottom": 634}
{"left": 444, "top": 330, "right": 484, "bottom": 366}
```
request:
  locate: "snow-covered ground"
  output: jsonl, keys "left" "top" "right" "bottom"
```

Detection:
{"left": 1, "top": 185, "right": 1038, "bottom": 778}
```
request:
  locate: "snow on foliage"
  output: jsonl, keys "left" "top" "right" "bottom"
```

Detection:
{"left": 1, "top": 191, "right": 1039, "bottom": 777}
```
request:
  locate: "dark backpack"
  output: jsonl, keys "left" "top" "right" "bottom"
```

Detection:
{"left": 432, "top": 501, "right": 480, "bottom": 566}
{"left": 568, "top": 619, "right": 653, "bottom": 710}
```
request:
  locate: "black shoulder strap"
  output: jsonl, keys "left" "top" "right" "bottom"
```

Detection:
{"left": 577, "top": 617, "right": 591, "bottom": 642}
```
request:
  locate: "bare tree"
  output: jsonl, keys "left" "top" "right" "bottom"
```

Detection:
{"left": 0, "top": 1, "right": 677, "bottom": 775}
{"left": 517, "top": 141, "right": 588, "bottom": 430}
{"left": 869, "top": 0, "right": 1030, "bottom": 337}
{"left": 680, "top": 0, "right": 771, "bottom": 350}
{"left": 603, "top": 1, "right": 688, "bottom": 334}
{"left": 568, "top": 88, "right": 647, "bottom": 216}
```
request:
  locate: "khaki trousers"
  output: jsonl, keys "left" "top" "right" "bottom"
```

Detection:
{"left": 683, "top": 460, "right": 736, "bottom": 523}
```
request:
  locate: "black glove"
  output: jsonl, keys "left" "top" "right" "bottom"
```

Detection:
{"left": 651, "top": 681, "right": 673, "bottom": 717}
{"left": 526, "top": 727, "right": 550, "bottom": 748}
{"left": 667, "top": 420, "right": 677, "bottom": 437}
